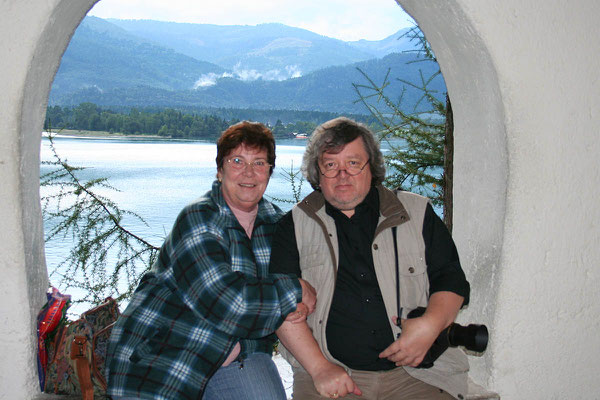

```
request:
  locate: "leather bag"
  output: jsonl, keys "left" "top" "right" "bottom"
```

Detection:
{"left": 44, "top": 297, "right": 120, "bottom": 400}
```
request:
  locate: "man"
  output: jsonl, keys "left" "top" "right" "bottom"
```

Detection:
{"left": 270, "top": 117, "right": 470, "bottom": 399}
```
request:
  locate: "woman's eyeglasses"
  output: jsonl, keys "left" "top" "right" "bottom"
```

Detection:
{"left": 226, "top": 157, "right": 271, "bottom": 173}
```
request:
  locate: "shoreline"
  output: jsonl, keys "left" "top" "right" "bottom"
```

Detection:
{"left": 43, "top": 129, "right": 306, "bottom": 145}
{"left": 44, "top": 129, "right": 165, "bottom": 140}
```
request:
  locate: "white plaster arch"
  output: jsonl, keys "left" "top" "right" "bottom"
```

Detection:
{"left": 398, "top": 1, "right": 507, "bottom": 387}
{"left": 0, "top": 1, "right": 98, "bottom": 398}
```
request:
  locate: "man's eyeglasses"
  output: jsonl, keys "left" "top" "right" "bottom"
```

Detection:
{"left": 226, "top": 157, "right": 271, "bottom": 173}
{"left": 318, "top": 158, "right": 370, "bottom": 178}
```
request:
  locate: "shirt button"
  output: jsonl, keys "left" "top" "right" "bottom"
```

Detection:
{"left": 371, "top": 329, "right": 376, "bottom": 335}
{"left": 365, "top": 298, "right": 371, "bottom": 303}
{"left": 373, "top": 244, "right": 379, "bottom": 250}
{"left": 408, "top": 267, "right": 415, "bottom": 273}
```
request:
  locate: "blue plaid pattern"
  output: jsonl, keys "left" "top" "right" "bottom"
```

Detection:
{"left": 106, "top": 180, "right": 301, "bottom": 399}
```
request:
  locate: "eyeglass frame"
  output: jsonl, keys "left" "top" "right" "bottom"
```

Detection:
{"left": 317, "top": 157, "right": 371, "bottom": 178}
{"left": 225, "top": 156, "right": 272, "bottom": 173}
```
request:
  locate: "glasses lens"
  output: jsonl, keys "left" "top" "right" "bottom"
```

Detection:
{"left": 229, "top": 157, "right": 244, "bottom": 169}
{"left": 228, "top": 158, "right": 270, "bottom": 172}
{"left": 320, "top": 159, "right": 368, "bottom": 178}
{"left": 253, "top": 161, "right": 268, "bottom": 172}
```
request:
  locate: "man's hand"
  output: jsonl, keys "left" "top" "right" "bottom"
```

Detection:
{"left": 380, "top": 292, "right": 464, "bottom": 367}
{"left": 311, "top": 362, "right": 362, "bottom": 398}
{"left": 298, "top": 278, "right": 317, "bottom": 315}
{"left": 379, "top": 315, "right": 439, "bottom": 367}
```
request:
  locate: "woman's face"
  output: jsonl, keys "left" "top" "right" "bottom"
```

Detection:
{"left": 217, "top": 144, "right": 271, "bottom": 212}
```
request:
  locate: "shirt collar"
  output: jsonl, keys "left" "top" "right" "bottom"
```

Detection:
{"left": 325, "top": 185, "right": 379, "bottom": 219}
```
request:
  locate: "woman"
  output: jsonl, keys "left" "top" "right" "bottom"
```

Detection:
{"left": 106, "top": 121, "right": 315, "bottom": 400}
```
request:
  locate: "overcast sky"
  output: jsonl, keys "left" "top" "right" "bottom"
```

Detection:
{"left": 88, "top": 0, "right": 415, "bottom": 41}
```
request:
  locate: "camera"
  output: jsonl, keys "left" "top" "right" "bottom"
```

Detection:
{"left": 406, "top": 307, "right": 489, "bottom": 368}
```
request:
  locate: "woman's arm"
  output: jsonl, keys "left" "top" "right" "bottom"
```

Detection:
{"left": 163, "top": 206, "right": 304, "bottom": 339}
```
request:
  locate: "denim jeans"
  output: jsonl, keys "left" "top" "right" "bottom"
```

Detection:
{"left": 203, "top": 352, "right": 287, "bottom": 400}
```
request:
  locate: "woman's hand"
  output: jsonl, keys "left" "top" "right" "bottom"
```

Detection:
{"left": 284, "top": 302, "right": 309, "bottom": 323}
{"left": 298, "top": 278, "right": 317, "bottom": 315}
{"left": 311, "top": 362, "right": 362, "bottom": 398}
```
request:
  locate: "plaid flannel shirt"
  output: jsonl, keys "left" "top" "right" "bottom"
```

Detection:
{"left": 106, "top": 180, "right": 301, "bottom": 400}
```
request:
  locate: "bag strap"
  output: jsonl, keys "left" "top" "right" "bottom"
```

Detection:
{"left": 70, "top": 335, "right": 94, "bottom": 400}
{"left": 91, "top": 321, "right": 117, "bottom": 390}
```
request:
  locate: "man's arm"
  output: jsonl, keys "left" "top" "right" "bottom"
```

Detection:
{"left": 270, "top": 212, "right": 359, "bottom": 397}
{"left": 423, "top": 203, "right": 470, "bottom": 304}
{"left": 276, "top": 321, "right": 361, "bottom": 397}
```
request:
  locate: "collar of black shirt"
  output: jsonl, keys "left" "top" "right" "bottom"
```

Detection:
{"left": 324, "top": 185, "right": 379, "bottom": 221}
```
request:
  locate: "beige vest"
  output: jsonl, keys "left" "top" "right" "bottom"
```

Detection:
{"left": 279, "top": 186, "right": 469, "bottom": 399}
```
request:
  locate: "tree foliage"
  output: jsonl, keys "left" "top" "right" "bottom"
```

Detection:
{"left": 353, "top": 26, "right": 453, "bottom": 225}
{"left": 41, "top": 130, "right": 160, "bottom": 307}
{"left": 45, "top": 103, "right": 339, "bottom": 139}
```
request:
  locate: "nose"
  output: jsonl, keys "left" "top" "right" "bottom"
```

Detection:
{"left": 337, "top": 169, "right": 351, "bottom": 178}
{"left": 242, "top": 163, "right": 256, "bottom": 175}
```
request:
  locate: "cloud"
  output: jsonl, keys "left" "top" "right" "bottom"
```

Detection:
{"left": 286, "top": 65, "right": 302, "bottom": 79}
{"left": 193, "top": 72, "right": 234, "bottom": 88}
{"left": 193, "top": 64, "right": 302, "bottom": 88}
{"left": 233, "top": 64, "right": 263, "bottom": 81}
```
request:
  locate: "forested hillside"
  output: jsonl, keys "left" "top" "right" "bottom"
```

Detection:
{"left": 105, "top": 19, "right": 414, "bottom": 74}
{"left": 49, "top": 17, "right": 444, "bottom": 115}
{"left": 52, "top": 17, "right": 225, "bottom": 99}
{"left": 52, "top": 52, "right": 443, "bottom": 114}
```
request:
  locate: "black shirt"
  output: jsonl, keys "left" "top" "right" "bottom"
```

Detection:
{"left": 269, "top": 187, "right": 469, "bottom": 371}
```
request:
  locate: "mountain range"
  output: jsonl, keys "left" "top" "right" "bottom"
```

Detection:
{"left": 50, "top": 16, "right": 445, "bottom": 115}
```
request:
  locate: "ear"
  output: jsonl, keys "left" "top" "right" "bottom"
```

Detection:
{"left": 217, "top": 169, "right": 223, "bottom": 182}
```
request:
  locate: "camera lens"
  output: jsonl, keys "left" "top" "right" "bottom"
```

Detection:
{"left": 447, "top": 323, "right": 488, "bottom": 352}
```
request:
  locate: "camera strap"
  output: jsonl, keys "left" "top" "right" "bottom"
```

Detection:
{"left": 392, "top": 226, "right": 402, "bottom": 333}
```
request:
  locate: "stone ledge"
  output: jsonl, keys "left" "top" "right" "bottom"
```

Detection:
{"left": 32, "top": 376, "right": 499, "bottom": 400}
{"left": 466, "top": 377, "right": 500, "bottom": 399}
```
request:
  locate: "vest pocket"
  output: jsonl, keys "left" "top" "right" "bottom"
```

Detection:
{"left": 299, "top": 245, "right": 328, "bottom": 274}
{"left": 397, "top": 254, "right": 429, "bottom": 312}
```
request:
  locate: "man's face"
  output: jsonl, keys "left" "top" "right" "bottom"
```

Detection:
{"left": 318, "top": 137, "right": 372, "bottom": 217}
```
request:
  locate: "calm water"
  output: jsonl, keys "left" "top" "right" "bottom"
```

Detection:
{"left": 40, "top": 135, "right": 309, "bottom": 312}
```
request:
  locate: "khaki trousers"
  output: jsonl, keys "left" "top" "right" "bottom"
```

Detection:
{"left": 292, "top": 366, "right": 455, "bottom": 400}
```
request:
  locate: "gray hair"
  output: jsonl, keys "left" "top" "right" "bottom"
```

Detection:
{"left": 302, "top": 117, "right": 386, "bottom": 190}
